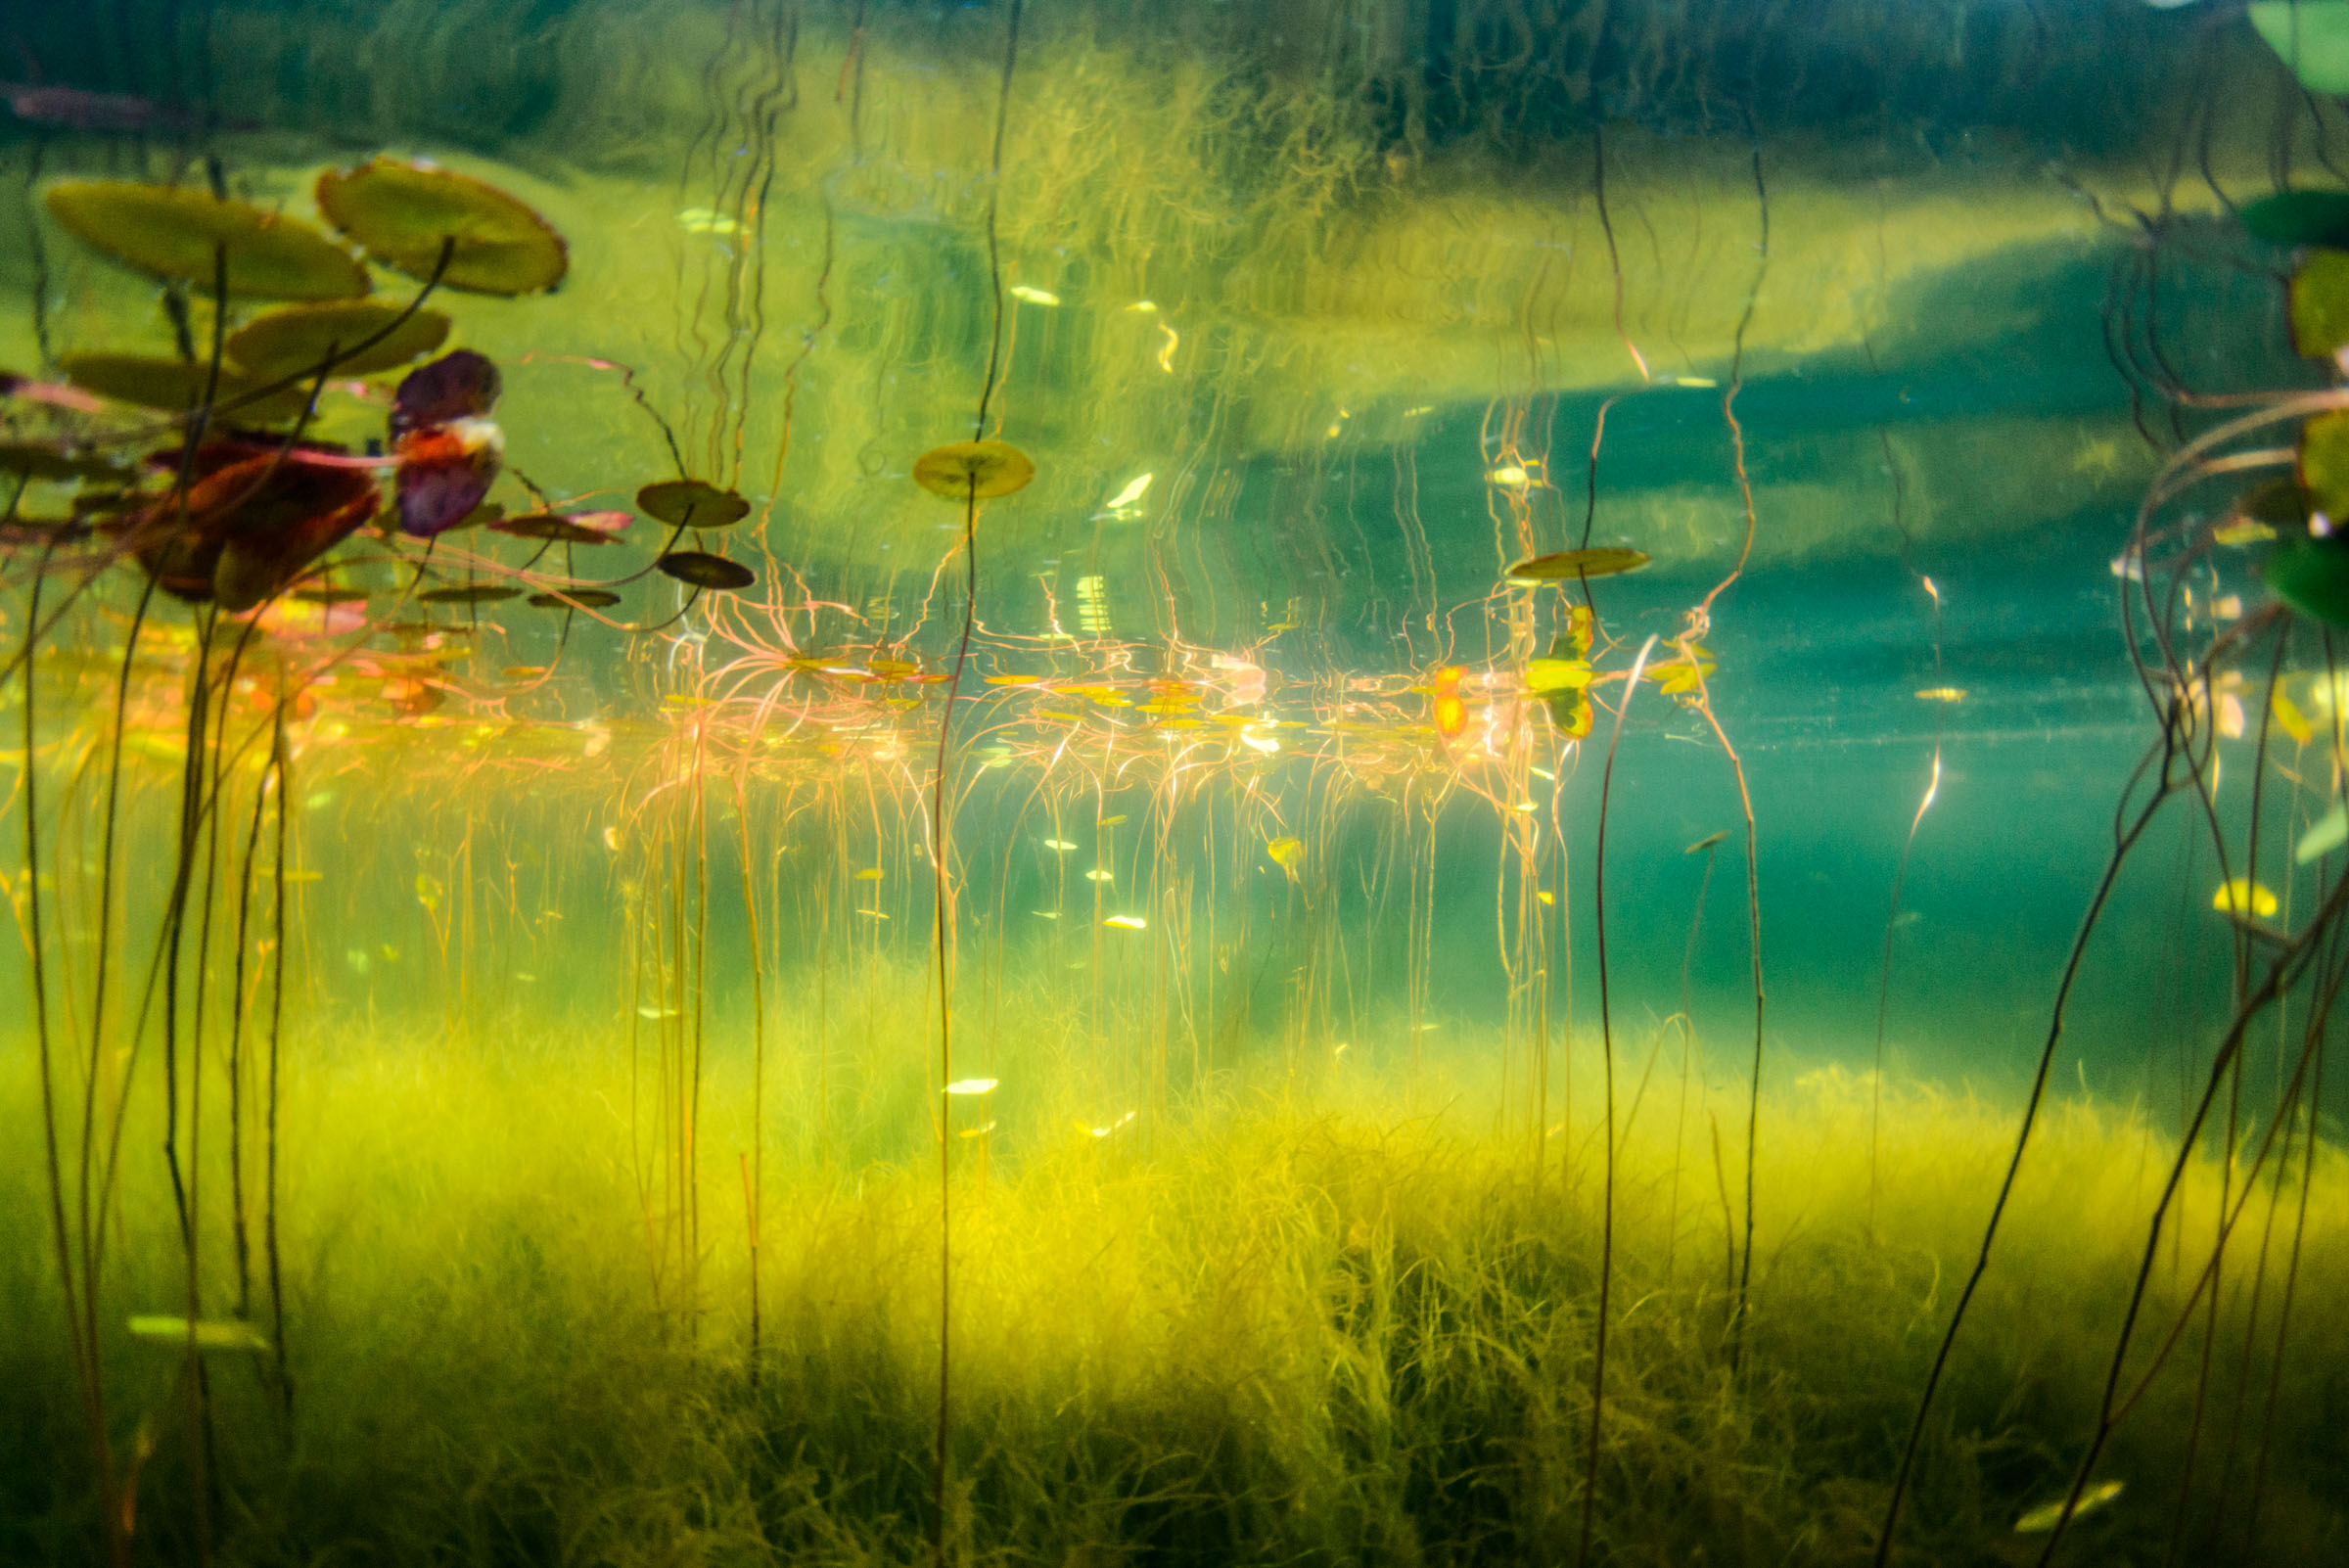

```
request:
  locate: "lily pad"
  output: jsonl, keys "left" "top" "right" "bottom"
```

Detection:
{"left": 2289, "top": 250, "right": 2349, "bottom": 359}
{"left": 2299, "top": 409, "right": 2349, "bottom": 522}
{"left": 530, "top": 588, "right": 622, "bottom": 609}
{"left": 228, "top": 300, "right": 451, "bottom": 381}
{"left": 636, "top": 480, "right": 750, "bottom": 529}
{"left": 1503, "top": 546, "right": 1650, "bottom": 582}
{"left": 912, "top": 440, "right": 1036, "bottom": 499}
{"left": 656, "top": 551, "right": 755, "bottom": 590}
{"left": 418, "top": 583, "right": 521, "bottom": 605}
{"left": 315, "top": 160, "right": 569, "bottom": 296}
{"left": 2266, "top": 536, "right": 2349, "bottom": 626}
{"left": 495, "top": 511, "right": 631, "bottom": 544}
{"left": 61, "top": 352, "right": 312, "bottom": 423}
{"left": 2242, "top": 190, "right": 2349, "bottom": 251}
{"left": 0, "top": 441, "right": 125, "bottom": 482}
{"left": 2251, "top": 3, "right": 2349, "bottom": 96}
{"left": 45, "top": 182, "right": 369, "bottom": 300}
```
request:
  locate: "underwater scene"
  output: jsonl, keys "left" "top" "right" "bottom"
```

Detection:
{"left": 6, "top": 0, "right": 2349, "bottom": 1563}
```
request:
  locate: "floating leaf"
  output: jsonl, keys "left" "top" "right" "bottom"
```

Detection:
{"left": 315, "top": 159, "right": 568, "bottom": 296}
{"left": 656, "top": 551, "right": 755, "bottom": 590}
{"left": 495, "top": 510, "right": 630, "bottom": 543}
{"left": 1504, "top": 547, "right": 1649, "bottom": 582}
{"left": 0, "top": 441, "right": 126, "bottom": 482}
{"left": 2289, "top": 250, "right": 2349, "bottom": 360}
{"left": 527, "top": 588, "right": 622, "bottom": 609}
{"left": 46, "top": 182, "right": 369, "bottom": 300}
{"left": 637, "top": 480, "right": 750, "bottom": 529}
{"left": 2250, "top": 3, "right": 2349, "bottom": 96}
{"left": 1543, "top": 687, "right": 1593, "bottom": 738}
{"left": 61, "top": 352, "right": 311, "bottom": 423}
{"left": 911, "top": 440, "right": 1036, "bottom": 499}
{"left": 2242, "top": 189, "right": 2349, "bottom": 251}
{"left": 2300, "top": 409, "right": 2349, "bottom": 529}
{"left": 2266, "top": 535, "right": 2349, "bottom": 625}
{"left": 418, "top": 583, "right": 520, "bottom": 604}
{"left": 227, "top": 300, "right": 451, "bottom": 380}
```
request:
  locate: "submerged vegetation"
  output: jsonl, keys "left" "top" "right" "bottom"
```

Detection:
{"left": 4, "top": 1, "right": 2349, "bottom": 1564}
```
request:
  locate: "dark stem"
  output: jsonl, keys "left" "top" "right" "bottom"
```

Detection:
{"left": 1577, "top": 634, "right": 1659, "bottom": 1568}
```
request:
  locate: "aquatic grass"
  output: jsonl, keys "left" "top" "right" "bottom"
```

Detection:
{"left": 5, "top": 987, "right": 2345, "bottom": 1567}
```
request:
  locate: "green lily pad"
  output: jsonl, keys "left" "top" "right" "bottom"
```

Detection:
{"left": 637, "top": 480, "right": 750, "bottom": 529}
{"left": 2300, "top": 409, "right": 2349, "bottom": 522}
{"left": 2267, "top": 536, "right": 2349, "bottom": 626}
{"left": 2251, "top": 3, "right": 2349, "bottom": 96}
{"left": 227, "top": 300, "right": 452, "bottom": 381}
{"left": 2243, "top": 190, "right": 2349, "bottom": 251}
{"left": 2290, "top": 251, "right": 2349, "bottom": 359}
{"left": 418, "top": 583, "right": 521, "bottom": 605}
{"left": 656, "top": 551, "right": 755, "bottom": 590}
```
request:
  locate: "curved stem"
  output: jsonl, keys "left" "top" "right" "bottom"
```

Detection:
{"left": 1578, "top": 633, "right": 1659, "bottom": 1568}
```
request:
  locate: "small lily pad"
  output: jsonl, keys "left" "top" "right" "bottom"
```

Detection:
{"left": 418, "top": 583, "right": 521, "bottom": 604}
{"left": 495, "top": 511, "right": 630, "bottom": 543}
{"left": 637, "top": 480, "right": 750, "bottom": 529}
{"left": 2265, "top": 536, "right": 2349, "bottom": 626}
{"left": 912, "top": 440, "right": 1035, "bottom": 499}
{"left": 2290, "top": 250, "right": 2349, "bottom": 359}
{"left": 656, "top": 551, "right": 754, "bottom": 590}
{"left": 2251, "top": 3, "right": 2349, "bottom": 96}
{"left": 529, "top": 588, "right": 622, "bottom": 609}
{"left": 2242, "top": 190, "right": 2349, "bottom": 251}
{"left": 1504, "top": 546, "right": 1649, "bottom": 582}
{"left": 0, "top": 441, "right": 125, "bottom": 482}
{"left": 228, "top": 300, "right": 452, "bottom": 381}
{"left": 2298, "top": 408, "right": 2349, "bottom": 522}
